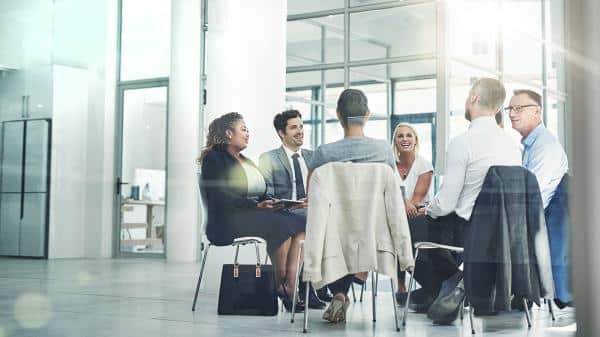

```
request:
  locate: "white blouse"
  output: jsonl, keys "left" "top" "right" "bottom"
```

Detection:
{"left": 240, "top": 161, "right": 267, "bottom": 197}
{"left": 399, "top": 155, "right": 433, "bottom": 203}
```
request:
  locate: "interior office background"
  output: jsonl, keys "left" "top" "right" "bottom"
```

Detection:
{"left": 0, "top": 0, "right": 599, "bottom": 334}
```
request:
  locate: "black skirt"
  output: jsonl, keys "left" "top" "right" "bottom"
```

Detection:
{"left": 230, "top": 209, "right": 306, "bottom": 255}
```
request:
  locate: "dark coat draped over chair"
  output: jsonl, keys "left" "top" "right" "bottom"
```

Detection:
{"left": 464, "top": 166, "right": 554, "bottom": 313}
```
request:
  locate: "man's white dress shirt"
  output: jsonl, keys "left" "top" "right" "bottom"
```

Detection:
{"left": 283, "top": 145, "right": 309, "bottom": 200}
{"left": 427, "top": 116, "right": 522, "bottom": 220}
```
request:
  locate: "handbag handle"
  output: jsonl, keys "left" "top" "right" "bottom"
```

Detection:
{"left": 254, "top": 242, "right": 262, "bottom": 278}
{"left": 231, "top": 242, "right": 263, "bottom": 278}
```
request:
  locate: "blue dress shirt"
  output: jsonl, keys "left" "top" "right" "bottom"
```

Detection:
{"left": 522, "top": 124, "right": 568, "bottom": 209}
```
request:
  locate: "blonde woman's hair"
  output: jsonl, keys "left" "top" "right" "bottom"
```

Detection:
{"left": 392, "top": 123, "right": 419, "bottom": 163}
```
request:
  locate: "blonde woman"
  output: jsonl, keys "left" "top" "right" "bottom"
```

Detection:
{"left": 393, "top": 123, "right": 434, "bottom": 297}
{"left": 393, "top": 123, "right": 434, "bottom": 217}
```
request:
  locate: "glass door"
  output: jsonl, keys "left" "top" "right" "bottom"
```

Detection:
{"left": 116, "top": 84, "right": 168, "bottom": 257}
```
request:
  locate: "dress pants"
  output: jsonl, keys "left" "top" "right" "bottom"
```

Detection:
{"left": 408, "top": 213, "right": 468, "bottom": 299}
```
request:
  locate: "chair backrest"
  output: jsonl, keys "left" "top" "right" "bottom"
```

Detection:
{"left": 465, "top": 165, "right": 554, "bottom": 311}
{"left": 196, "top": 161, "right": 208, "bottom": 238}
{"left": 304, "top": 162, "right": 413, "bottom": 285}
{"left": 309, "top": 162, "right": 401, "bottom": 226}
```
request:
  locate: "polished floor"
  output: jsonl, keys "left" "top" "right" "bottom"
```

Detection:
{"left": 0, "top": 258, "right": 576, "bottom": 337}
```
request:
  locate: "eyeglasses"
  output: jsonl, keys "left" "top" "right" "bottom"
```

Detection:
{"left": 503, "top": 104, "right": 539, "bottom": 113}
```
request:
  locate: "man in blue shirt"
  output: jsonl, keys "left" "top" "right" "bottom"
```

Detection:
{"left": 508, "top": 89, "right": 572, "bottom": 308}
{"left": 507, "top": 89, "right": 568, "bottom": 209}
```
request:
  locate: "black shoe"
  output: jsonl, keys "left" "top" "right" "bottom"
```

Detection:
{"left": 352, "top": 276, "right": 365, "bottom": 285}
{"left": 396, "top": 288, "right": 428, "bottom": 306}
{"left": 554, "top": 298, "right": 573, "bottom": 309}
{"left": 298, "top": 283, "right": 327, "bottom": 309}
{"left": 408, "top": 292, "right": 435, "bottom": 313}
{"left": 307, "top": 289, "right": 327, "bottom": 309}
{"left": 511, "top": 296, "right": 533, "bottom": 311}
{"left": 278, "top": 287, "right": 305, "bottom": 313}
{"left": 427, "top": 272, "right": 465, "bottom": 324}
{"left": 316, "top": 287, "right": 333, "bottom": 303}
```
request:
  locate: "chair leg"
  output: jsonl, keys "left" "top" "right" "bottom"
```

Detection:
{"left": 469, "top": 301, "right": 475, "bottom": 334}
{"left": 390, "top": 278, "right": 400, "bottom": 331}
{"left": 360, "top": 282, "right": 365, "bottom": 302}
{"left": 303, "top": 281, "right": 310, "bottom": 333}
{"left": 351, "top": 283, "right": 356, "bottom": 302}
{"left": 523, "top": 298, "right": 532, "bottom": 328}
{"left": 374, "top": 272, "right": 379, "bottom": 297}
{"left": 403, "top": 248, "right": 419, "bottom": 327}
{"left": 371, "top": 272, "right": 376, "bottom": 322}
{"left": 460, "top": 299, "right": 464, "bottom": 321}
{"left": 548, "top": 299, "right": 556, "bottom": 321}
{"left": 192, "top": 243, "right": 211, "bottom": 311}
{"left": 291, "top": 242, "right": 303, "bottom": 323}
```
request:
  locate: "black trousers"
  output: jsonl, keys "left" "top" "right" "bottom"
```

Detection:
{"left": 408, "top": 213, "right": 468, "bottom": 299}
{"left": 327, "top": 275, "right": 355, "bottom": 295}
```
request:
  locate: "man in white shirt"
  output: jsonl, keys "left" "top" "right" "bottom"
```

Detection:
{"left": 410, "top": 78, "right": 521, "bottom": 324}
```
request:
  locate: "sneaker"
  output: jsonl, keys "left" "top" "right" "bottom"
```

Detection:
{"left": 322, "top": 294, "right": 350, "bottom": 323}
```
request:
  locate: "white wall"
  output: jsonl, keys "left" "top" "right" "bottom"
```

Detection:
{"left": 83, "top": 0, "right": 117, "bottom": 259}
{"left": 569, "top": 0, "right": 600, "bottom": 335}
{"left": 165, "top": 0, "right": 201, "bottom": 262}
{"left": 206, "top": 0, "right": 286, "bottom": 161}
{"left": 47, "top": 0, "right": 117, "bottom": 259}
{"left": 49, "top": 65, "right": 88, "bottom": 258}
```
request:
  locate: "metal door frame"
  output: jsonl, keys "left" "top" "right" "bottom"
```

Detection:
{"left": 113, "top": 80, "right": 169, "bottom": 259}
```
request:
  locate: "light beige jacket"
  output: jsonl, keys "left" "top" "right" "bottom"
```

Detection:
{"left": 303, "top": 162, "right": 414, "bottom": 289}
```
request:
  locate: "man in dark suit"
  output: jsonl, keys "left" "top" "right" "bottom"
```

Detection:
{"left": 259, "top": 109, "right": 329, "bottom": 309}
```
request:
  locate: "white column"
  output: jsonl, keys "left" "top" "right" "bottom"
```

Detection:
{"left": 198, "top": 0, "right": 287, "bottom": 292}
{"left": 569, "top": 0, "right": 600, "bottom": 336}
{"left": 206, "top": 0, "right": 286, "bottom": 160}
{"left": 166, "top": 0, "right": 201, "bottom": 262}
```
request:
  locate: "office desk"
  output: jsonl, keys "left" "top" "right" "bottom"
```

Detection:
{"left": 121, "top": 199, "right": 165, "bottom": 252}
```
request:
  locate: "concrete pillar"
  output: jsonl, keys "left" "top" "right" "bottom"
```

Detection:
{"left": 205, "top": 0, "right": 286, "bottom": 160}
{"left": 199, "top": 0, "right": 287, "bottom": 292}
{"left": 166, "top": 0, "right": 201, "bottom": 262}
{"left": 568, "top": 0, "right": 600, "bottom": 336}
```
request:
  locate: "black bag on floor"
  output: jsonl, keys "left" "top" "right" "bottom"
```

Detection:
{"left": 217, "top": 263, "right": 278, "bottom": 315}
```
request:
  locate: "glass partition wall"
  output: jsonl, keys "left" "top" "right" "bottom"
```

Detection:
{"left": 286, "top": 0, "right": 569, "bottom": 176}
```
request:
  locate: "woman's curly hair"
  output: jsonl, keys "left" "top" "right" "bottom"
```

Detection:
{"left": 198, "top": 112, "right": 244, "bottom": 163}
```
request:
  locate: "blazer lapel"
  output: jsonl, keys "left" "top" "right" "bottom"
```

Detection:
{"left": 277, "top": 147, "right": 293, "bottom": 180}
{"left": 301, "top": 149, "right": 313, "bottom": 165}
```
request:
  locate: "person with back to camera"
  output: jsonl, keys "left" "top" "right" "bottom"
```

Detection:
{"left": 305, "top": 88, "right": 399, "bottom": 323}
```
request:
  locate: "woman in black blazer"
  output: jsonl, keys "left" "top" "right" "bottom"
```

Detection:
{"left": 199, "top": 112, "right": 306, "bottom": 311}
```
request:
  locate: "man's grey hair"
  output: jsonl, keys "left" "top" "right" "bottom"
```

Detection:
{"left": 470, "top": 78, "right": 506, "bottom": 113}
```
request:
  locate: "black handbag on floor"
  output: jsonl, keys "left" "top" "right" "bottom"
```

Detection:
{"left": 217, "top": 263, "right": 278, "bottom": 315}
